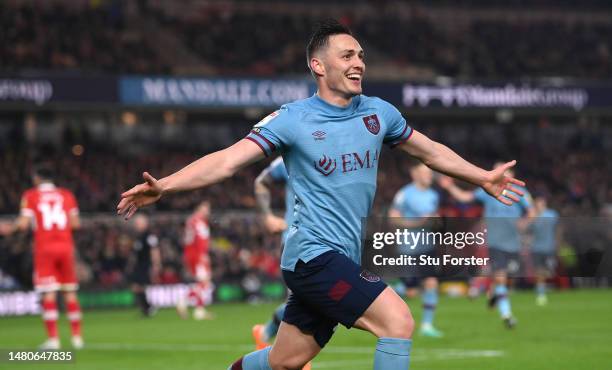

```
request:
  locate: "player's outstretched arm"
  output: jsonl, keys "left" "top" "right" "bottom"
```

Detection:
{"left": 399, "top": 130, "right": 525, "bottom": 206}
{"left": 118, "top": 139, "right": 265, "bottom": 219}
{"left": 0, "top": 215, "right": 31, "bottom": 236}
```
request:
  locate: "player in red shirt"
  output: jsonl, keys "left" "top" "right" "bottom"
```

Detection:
{"left": 0, "top": 166, "right": 84, "bottom": 349}
{"left": 176, "top": 201, "right": 214, "bottom": 320}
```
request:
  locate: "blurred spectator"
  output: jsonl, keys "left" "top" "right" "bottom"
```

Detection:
{"left": 0, "top": 114, "right": 609, "bottom": 289}
{"left": 1, "top": 1, "right": 169, "bottom": 74}
{"left": 2, "top": 1, "right": 611, "bottom": 79}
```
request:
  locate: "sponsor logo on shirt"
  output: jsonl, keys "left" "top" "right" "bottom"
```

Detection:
{"left": 314, "top": 155, "right": 337, "bottom": 176}
{"left": 314, "top": 149, "right": 379, "bottom": 176}
{"left": 341, "top": 149, "right": 379, "bottom": 173}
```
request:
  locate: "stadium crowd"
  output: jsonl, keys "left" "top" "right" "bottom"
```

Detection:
{"left": 0, "top": 116, "right": 609, "bottom": 216}
{"left": 2, "top": 1, "right": 611, "bottom": 78}
{"left": 1, "top": 0, "right": 610, "bottom": 293}
{"left": 0, "top": 211, "right": 283, "bottom": 291}
{"left": 1, "top": 1, "right": 169, "bottom": 74}
{"left": 0, "top": 115, "right": 610, "bottom": 291}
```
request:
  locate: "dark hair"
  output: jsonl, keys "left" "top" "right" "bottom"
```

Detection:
{"left": 32, "top": 164, "right": 55, "bottom": 182}
{"left": 306, "top": 19, "right": 352, "bottom": 70}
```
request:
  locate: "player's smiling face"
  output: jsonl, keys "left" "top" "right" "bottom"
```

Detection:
{"left": 316, "top": 34, "right": 365, "bottom": 105}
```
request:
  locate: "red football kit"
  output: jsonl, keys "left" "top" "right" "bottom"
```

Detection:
{"left": 183, "top": 214, "right": 211, "bottom": 281}
{"left": 20, "top": 184, "right": 79, "bottom": 292}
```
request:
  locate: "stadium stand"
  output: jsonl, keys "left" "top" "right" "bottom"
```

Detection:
{"left": 2, "top": 1, "right": 611, "bottom": 78}
{"left": 1, "top": 0, "right": 610, "bottom": 293}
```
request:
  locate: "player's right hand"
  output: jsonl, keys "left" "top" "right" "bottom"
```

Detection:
{"left": 263, "top": 214, "right": 287, "bottom": 234}
{"left": 117, "top": 172, "right": 163, "bottom": 219}
{"left": 482, "top": 160, "right": 525, "bottom": 206}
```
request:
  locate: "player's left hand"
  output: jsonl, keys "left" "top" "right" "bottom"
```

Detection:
{"left": 482, "top": 160, "right": 526, "bottom": 206}
{"left": 117, "top": 172, "right": 163, "bottom": 219}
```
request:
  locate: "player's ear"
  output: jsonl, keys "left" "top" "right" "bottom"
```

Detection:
{"left": 310, "top": 57, "right": 325, "bottom": 77}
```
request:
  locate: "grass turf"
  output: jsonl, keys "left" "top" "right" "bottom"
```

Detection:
{"left": 0, "top": 289, "right": 610, "bottom": 369}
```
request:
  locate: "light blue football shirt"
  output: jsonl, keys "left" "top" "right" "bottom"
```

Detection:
{"left": 530, "top": 208, "right": 559, "bottom": 254}
{"left": 265, "top": 157, "right": 294, "bottom": 241}
{"left": 391, "top": 183, "right": 439, "bottom": 253}
{"left": 391, "top": 184, "right": 439, "bottom": 218}
{"left": 247, "top": 94, "right": 413, "bottom": 271}
{"left": 474, "top": 187, "right": 533, "bottom": 252}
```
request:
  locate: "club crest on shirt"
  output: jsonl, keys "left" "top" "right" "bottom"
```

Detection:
{"left": 360, "top": 270, "right": 381, "bottom": 283}
{"left": 362, "top": 114, "right": 380, "bottom": 135}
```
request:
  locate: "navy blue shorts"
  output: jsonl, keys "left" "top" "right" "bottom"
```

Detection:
{"left": 282, "top": 251, "right": 387, "bottom": 348}
{"left": 532, "top": 252, "right": 557, "bottom": 273}
{"left": 489, "top": 248, "right": 520, "bottom": 273}
{"left": 400, "top": 250, "right": 439, "bottom": 287}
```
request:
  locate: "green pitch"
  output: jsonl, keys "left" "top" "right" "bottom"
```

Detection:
{"left": 1, "top": 290, "right": 611, "bottom": 370}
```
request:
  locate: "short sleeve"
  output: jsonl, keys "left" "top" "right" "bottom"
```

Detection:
{"left": 379, "top": 99, "right": 413, "bottom": 148}
{"left": 19, "top": 193, "right": 34, "bottom": 218}
{"left": 245, "top": 106, "right": 296, "bottom": 156}
{"left": 473, "top": 187, "right": 488, "bottom": 203}
{"left": 268, "top": 157, "right": 289, "bottom": 182}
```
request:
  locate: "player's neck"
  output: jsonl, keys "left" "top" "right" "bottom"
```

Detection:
{"left": 316, "top": 90, "right": 353, "bottom": 108}
{"left": 38, "top": 182, "right": 55, "bottom": 189}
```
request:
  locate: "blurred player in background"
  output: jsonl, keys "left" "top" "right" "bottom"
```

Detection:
{"left": 440, "top": 162, "right": 535, "bottom": 328}
{"left": 529, "top": 195, "right": 559, "bottom": 306}
{"left": 252, "top": 157, "right": 289, "bottom": 349}
{"left": 128, "top": 214, "right": 161, "bottom": 317}
{"left": 388, "top": 163, "right": 444, "bottom": 338}
{"left": 0, "top": 165, "right": 83, "bottom": 349}
{"left": 251, "top": 157, "right": 312, "bottom": 370}
{"left": 177, "top": 201, "right": 214, "bottom": 320}
{"left": 117, "top": 20, "right": 526, "bottom": 370}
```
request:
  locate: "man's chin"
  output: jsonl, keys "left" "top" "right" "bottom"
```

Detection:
{"left": 347, "top": 86, "right": 362, "bottom": 96}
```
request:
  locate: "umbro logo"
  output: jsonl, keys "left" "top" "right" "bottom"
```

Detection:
{"left": 312, "top": 131, "right": 326, "bottom": 141}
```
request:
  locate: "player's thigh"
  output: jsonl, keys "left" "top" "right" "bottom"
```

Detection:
{"left": 58, "top": 248, "right": 78, "bottom": 290}
{"left": 534, "top": 253, "right": 556, "bottom": 277}
{"left": 33, "top": 249, "right": 61, "bottom": 292}
{"left": 489, "top": 248, "right": 510, "bottom": 279}
{"left": 353, "top": 286, "right": 414, "bottom": 339}
{"left": 281, "top": 291, "right": 338, "bottom": 349}
{"left": 269, "top": 321, "right": 320, "bottom": 370}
